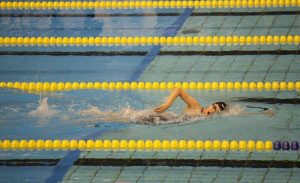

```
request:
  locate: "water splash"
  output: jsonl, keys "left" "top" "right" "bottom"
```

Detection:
{"left": 26, "top": 98, "right": 248, "bottom": 126}
{"left": 224, "top": 104, "right": 246, "bottom": 116}
{"left": 28, "top": 97, "right": 58, "bottom": 120}
{"left": 70, "top": 104, "right": 208, "bottom": 126}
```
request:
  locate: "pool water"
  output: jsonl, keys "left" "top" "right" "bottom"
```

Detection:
{"left": 0, "top": 4, "right": 300, "bottom": 183}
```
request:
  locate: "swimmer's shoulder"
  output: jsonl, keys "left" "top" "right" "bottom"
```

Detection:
{"left": 183, "top": 105, "right": 203, "bottom": 116}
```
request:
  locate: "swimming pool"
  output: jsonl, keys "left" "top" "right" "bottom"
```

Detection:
{"left": 0, "top": 1, "right": 300, "bottom": 183}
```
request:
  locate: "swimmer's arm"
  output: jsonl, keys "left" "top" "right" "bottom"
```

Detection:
{"left": 154, "top": 88, "right": 201, "bottom": 113}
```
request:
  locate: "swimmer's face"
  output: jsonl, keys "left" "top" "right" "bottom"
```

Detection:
{"left": 203, "top": 104, "right": 222, "bottom": 115}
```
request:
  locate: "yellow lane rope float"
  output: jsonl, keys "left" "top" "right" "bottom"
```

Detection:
{"left": 0, "top": 139, "right": 274, "bottom": 151}
{"left": 0, "top": 0, "right": 299, "bottom": 10}
{"left": 0, "top": 35, "right": 299, "bottom": 47}
{"left": 0, "top": 81, "right": 299, "bottom": 91}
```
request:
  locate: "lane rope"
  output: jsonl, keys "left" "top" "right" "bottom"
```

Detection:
{"left": 0, "top": 0, "right": 299, "bottom": 10}
{"left": 0, "top": 81, "right": 299, "bottom": 91}
{"left": 0, "top": 139, "right": 299, "bottom": 151}
{"left": 0, "top": 35, "right": 299, "bottom": 47}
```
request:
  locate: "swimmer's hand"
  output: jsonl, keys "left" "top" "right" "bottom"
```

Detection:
{"left": 154, "top": 103, "right": 169, "bottom": 113}
{"left": 261, "top": 108, "right": 276, "bottom": 117}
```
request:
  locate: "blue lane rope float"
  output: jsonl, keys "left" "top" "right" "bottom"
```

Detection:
{"left": 274, "top": 141, "right": 300, "bottom": 150}
{"left": 0, "top": 139, "right": 299, "bottom": 151}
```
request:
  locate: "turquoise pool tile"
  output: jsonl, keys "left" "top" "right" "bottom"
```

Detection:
{"left": 177, "top": 57, "right": 197, "bottom": 67}
{"left": 233, "top": 28, "right": 252, "bottom": 35}
{"left": 285, "top": 71, "right": 299, "bottom": 81}
{"left": 186, "top": 45, "right": 206, "bottom": 51}
{"left": 93, "top": 167, "right": 121, "bottom": 182}
{"left": 223, "top": 74, "right": 247, "bottom": 81}
{"left": 239, "top": 16, "right": 260, "bottom": 27}
{"left": 285, "top": 74, "right": 299, "bottom": 81}
{"left": 289, "top": 178, "right": 300, "bottom": 183}
{"left": 116, "top": 177, "right": 139, "bottom": 183}
{"left": 218, "top": 29, "right": 235, "bottom": 35}
{"left": 163, "top": 178, "right": 189, "bottom": 183}
{"left": 165, "top": 74, "right": 185, "bottom": 81}
{"left": 222, "top": 17, "right": 241, "bottom": 28}
{"left": 280, "top": 44, "right": 299, "bottom": 50}
{"left": 119, "top": 166, "right": 145, "bottom": 175}
{"left": 249, "top": 151, "right": 274, "bottom": 161}
{"left": 198, "top": 29, "right": 219, "bottom": 35}
{"left": 143, "top": 167, "right": 170, "bottom": 179}
{"left": 154, "top": 151, "right": 179, "bottom": 159}
{"left": 260, "top": 45, "right": 281, "bottom": 51}
{"left": 263, "top": 168, "right": 292, "bottom": 183}
{"left": 192, "top": 166, "right": 218, "bottom": 175}
{"left": 78, "top": 151, "right": 89, "bottom": 158}
{"left": 162, "top": 167, "right": 192, "bottom": 182}
{"left": 256, "top": 16, "right": 275, "bottom": 27}
{"left": 63, "top": 166, "right": 80, "bottom": 181}
{"left": 202, "top": 73, "right": 224, "bottom": 81}
{"left": 265, "top": 74, "right": 285, "bottom": 81}
{"left": 161, "top": 46, "right": 183, "bottom": 52}
{"left": 221, "top": 45, "right": 243, "bottom": 51}
{"left": 139, "top": 172, "right": 168, "bottom": 182}
{"left": 274, "top": 15, "right": 296, "bottom": 26}
{"left": 240, "top": 45, "right": 261, "bottom": 51}
{"left": 294, "top": 15, "right": 300, "bottom": 25}
{"left": 239, "top": 168, "right": 267, "bottom": 182}
{"left": 116, "top": 166, "right": 144, "bottom": 182}
{"left": 63, "top": 180, "right": 91, "bottom": 183}
{"left": 131, "top": 151, "right": 157, "bottom": 159}
{"left": 283, "top": 7, "right": 300, "bottom": 11}
{"left": 85, "top": 151, "right": 112, "bottom": 159}
{"left": 290, "top": 27, "right": 300, "bottom": 34}
{"left": 107, "top": 151, "right": 133, "bottom": 159}
{"left": 269, "top": 28, "right": 293, "bottom": 34}
{"left": 214, "top": 167, "right": 241, "bottom": 183}
{"left": 185, "top": 74, "right": 206, "bottom": 82}
{"left": 207, "top": 16, "right": 227, "bottom": 28}
{"left": 273, "top": 151, "right": 299, "bottom": 161}
{"left": 140, "top": 74, "right": 168, "bottom": 82}
{"left": 139, "top": 179, "right": 164, "bottom": 183}
{"left": 243, "top": 74, "right": 265, "bottom": 81}
{"left": 251, "top": 29, "right": 269, "bottom": 35}
{"left": 188, "top": 176, "right": 214, "bottom": 183}
{"left": 71, "top": 166, "right": 98, "bottom": 174}
{"left": 289, "top": 168, "right": 300, "bottom": 183}
{"left": 225, "top": 151, "right": 250, "bottom": 160}
{"left": 200, "top": 151, "right": 227, "bottom": 160}
{"left": 203, "top": 45, "right": 223, "bottom": 51}
{"left": 177, "top": 151, "right": 202, "bottom": 159}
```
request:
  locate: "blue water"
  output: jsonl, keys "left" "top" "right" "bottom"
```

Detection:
{"left": 0, "top": 7, "right": 299, "bottom": 183}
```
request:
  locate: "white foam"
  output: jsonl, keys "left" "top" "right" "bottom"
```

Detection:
{"left": 28, "top": 97, "right": 58, "bottom": 120}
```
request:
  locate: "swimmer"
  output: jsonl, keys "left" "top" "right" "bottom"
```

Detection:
{"left": 154, "top": 88, "right": 227, "bottom": 116}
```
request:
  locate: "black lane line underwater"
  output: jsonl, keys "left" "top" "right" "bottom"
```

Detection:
{"left": 74, "top": 158, "right": 300, "bottom": 168}
{"left": 1, "top": 11, "right": 299, "bottom": 17}
{"left": 0, "top": 159, "right": 60, "bottom": 166}
{"left": 159, "top": 50, "right": 300, "bottom": 56}
{"left": 0, "top": 50, "right": 299, "bottom": 56}
{"left": 238, "top": 98, "right": 300, "bottom": 105}
{"left": 1, "top": 158, "right": 299, "bottom": 168}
